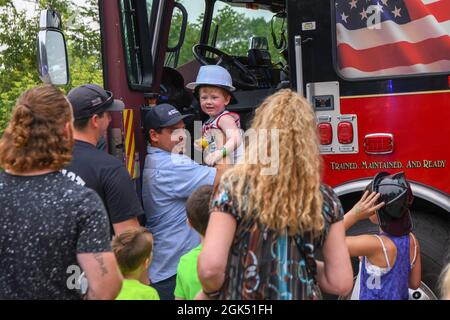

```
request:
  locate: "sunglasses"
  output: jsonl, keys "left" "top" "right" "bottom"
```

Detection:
{"left": 88, "top": 90, "right": 114, "bottom": 114}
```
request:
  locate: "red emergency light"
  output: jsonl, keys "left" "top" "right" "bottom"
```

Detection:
{"left": 364, "top": 134, "right": 394, "bottom": 154}
{"left": 337, "top": 121, "right": 353, "bottom": 144}
{"left": 318, "top": 123, "right": 332, "bottom": 145}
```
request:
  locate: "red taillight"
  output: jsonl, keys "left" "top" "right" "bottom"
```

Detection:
{"left": 337, "top": 121, "right": 353, "bottom": 144}
{"left": 318, "top": 123, "right": 332, "bottom": 145}
{"left": 364, "top": 134, "right": 394, "bottom": 154}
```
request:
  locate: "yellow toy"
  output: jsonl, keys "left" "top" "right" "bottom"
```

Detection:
{"left": 200, "top": 138, "right": 209, "bottom": 149}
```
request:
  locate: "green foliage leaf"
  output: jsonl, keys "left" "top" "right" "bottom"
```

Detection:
{"left": 0, "top": 0, "right": 102, "bottom": 136}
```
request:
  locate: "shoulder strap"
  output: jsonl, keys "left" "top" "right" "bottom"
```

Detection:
{"left": 372, "top": 235, "right": 391, "bottom": 270}
{"left": 409, "top": 233, "right": 418, "bottom": 268}
{"left": 216, "top": 111, "right": 241, "bottom": 130}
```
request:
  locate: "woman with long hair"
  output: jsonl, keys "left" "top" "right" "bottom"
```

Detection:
{"left": 0, "top": 85, "right": 122, "bottom": 299}
{"left": 197, "top": 89, "right": 353, "bottom": 300}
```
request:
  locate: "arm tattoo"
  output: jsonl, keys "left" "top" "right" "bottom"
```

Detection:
{"left": 93, "top": 253, "right": 109, "bottom": 277}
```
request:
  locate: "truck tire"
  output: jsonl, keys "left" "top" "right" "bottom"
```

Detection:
{"left": 345, "top": 210, "right": 450, "bottom": 300}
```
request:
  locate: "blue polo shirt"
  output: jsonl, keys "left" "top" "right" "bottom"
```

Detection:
{"left": 142, "top": 146, "right": 216, "bottom": 283}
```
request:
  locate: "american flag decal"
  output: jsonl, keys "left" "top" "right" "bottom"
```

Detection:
{"left": 335, "top": 0, "right": 450, "bottom": 78}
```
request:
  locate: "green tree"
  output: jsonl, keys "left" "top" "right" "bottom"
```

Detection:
{"left": 0, "top": 0, "right": 102, "bottom": 135}
{"left": 0, "top": 2, "right": 40, "bottom": 133}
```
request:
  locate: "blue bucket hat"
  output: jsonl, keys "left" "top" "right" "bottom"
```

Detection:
{"left": 186, "top": 65, "right": 237, "bottom": 104}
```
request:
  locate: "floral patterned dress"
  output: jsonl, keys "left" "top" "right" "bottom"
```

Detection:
{"left": 210, "top": 182, "right": 344, "bottom": 300}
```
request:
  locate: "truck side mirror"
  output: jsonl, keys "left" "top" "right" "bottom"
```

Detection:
{"left": 37, "top": 10, "right": 69, "bottom": 85}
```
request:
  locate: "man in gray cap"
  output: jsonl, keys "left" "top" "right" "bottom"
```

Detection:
{"left": 64, "top": 84, "right": 144, "bottom": 236}
{"left": 142, "top": 103, "right": 227, "bottom": 300}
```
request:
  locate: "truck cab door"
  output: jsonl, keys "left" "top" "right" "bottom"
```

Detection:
{"left": 101, "top": 0, "right": 188, "bottom": 184}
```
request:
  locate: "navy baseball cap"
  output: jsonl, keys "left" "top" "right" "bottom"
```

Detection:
{"left": 144, "top": 104, "right": 193, "bottom": 131}
{"left": 67, "top": 84, "right": 125, "bottom": 120}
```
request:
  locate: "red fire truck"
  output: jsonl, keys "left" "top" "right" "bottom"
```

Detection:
{"left": 37, "top": 0, "right": 449, "bottom": 299}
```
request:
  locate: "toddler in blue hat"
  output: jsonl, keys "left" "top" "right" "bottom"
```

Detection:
{"left": 187, "top": 65, "right": 243, "bottom": 165}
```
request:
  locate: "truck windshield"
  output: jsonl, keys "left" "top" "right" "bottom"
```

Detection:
{"left": 165, "top": 1, "right": 286, "bottom": 68}
{"left": 210, "top": 2, "right": 284, "bottom": 64}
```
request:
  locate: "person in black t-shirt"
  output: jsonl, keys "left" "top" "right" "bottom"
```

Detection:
{"left": 65, "top": 84, "right": 144, "bottom": 236}
{"left": 0, "top": 85, "right": 122, "bottom": 299}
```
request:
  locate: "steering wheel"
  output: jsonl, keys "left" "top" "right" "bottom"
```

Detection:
{"left": 192, "top": 44, "right": 259, "bottom": 90}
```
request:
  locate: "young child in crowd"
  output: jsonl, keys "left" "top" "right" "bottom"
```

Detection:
{"left": 187, "top": 65, "right": 243, "bottom": 166}
{"left": 344, "top": 172, "right": 421, "bottom": 300}
{"left": 112, "top": 227, "right": 160, "bottom": 300}
{"left": 174, "top": 185, "right": 213, "bottom": 300}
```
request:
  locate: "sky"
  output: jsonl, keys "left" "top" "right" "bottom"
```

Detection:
{"left": 11, "top": 0, "right": 83, "bottom": 16}
{"left": 13, "top": 0, "right": 273, "bottom": 27}
{"left": 182, "top": 0, "right": 274, "bottom": 22}
{"left": 12, "top": 0, "right": 38, "bottom": 17}
{"left": 10, "top": 0, "right": 275, "bottom": 24}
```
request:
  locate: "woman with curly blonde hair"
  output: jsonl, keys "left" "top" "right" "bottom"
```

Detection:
{"left": 439, "top": 263, "right": 450, "bottom": 300}
{"left": 0, "top": 85, "right": 122, "bottom": 299}
{"left": 197, "top": 89, "right": 353, "bottom": 300}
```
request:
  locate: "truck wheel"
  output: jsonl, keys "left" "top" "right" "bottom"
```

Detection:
{"left": 344, "top": 210, "right": 449, "bottom": 300}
